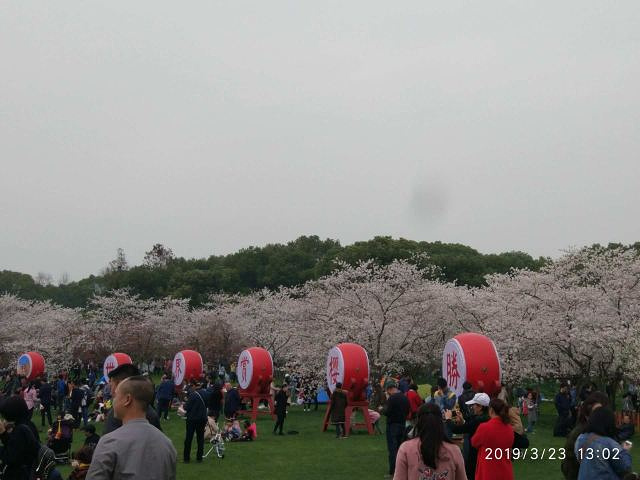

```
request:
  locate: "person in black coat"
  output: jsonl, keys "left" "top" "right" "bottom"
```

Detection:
{"left": 554, "top": 385, "right": 573, "bottom": 437}
{"left": 618, "top": 413, "right": 635, "bottom": 442}
{"left": 273, "top": 385, "right": 289, "bottom": 435}
{"left": 183, "top": 380, "right": 209, "bottom": 463}
{"left": 207, "top": 378, "right": 224, "bottom": 421}
{"left": 0, "top": 396, "right": 39, "bottom": 480}
{"left": 38, "top": 380, "right": 53, "bottom": 427}
{"left": 223, "top": 386, "right": 242, "bottom": 420}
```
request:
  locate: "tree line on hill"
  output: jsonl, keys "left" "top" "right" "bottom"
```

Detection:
{"left": 2, "top": 235, "right": 634, "bottom": 308}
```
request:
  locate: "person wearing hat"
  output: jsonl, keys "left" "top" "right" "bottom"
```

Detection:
{"left": 81, "top": 423, "right": 100, "bottom": 448}
{"left": 444, "top": 392, "right": 490, "bottom": 480}
{"left": 381, "top": 380, "right": 410, "bottom": 477}
{"left": 102, "top": 363, "right": 161, "bottom": 435}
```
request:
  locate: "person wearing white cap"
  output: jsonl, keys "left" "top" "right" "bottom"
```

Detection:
{"left": 444, "top": 392, "right": 490, "bottom": 480}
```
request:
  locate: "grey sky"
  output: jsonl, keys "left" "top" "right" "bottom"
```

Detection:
{"left": 1, "top": 1, "right": 639, "bottom": 280}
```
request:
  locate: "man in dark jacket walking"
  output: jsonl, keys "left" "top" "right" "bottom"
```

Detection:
{"left": 273, "top": 385, "right": 289, "bottom": 435}
{"left": 329, "top": 382, "right": 348, "bottom": 438}
{"left": 183, "top": 380, "right": 209, "bottom": 463}
{"left": 156, "top": 375, "right": 174, "bottom": 420}
{"left": 38, "top": 380, "right": 53, "bottom": 427}
{"left": 69, "top": 381, "right": 84, "bottom": 427}
{"left": 554, "top": 385, "right": 573, "bottom": 437}
{"left": 381, "top": 381, "right": 409, "bottom": 477}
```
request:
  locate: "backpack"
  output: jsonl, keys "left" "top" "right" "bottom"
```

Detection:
{"left": 31, "top": 444, "right": 56, "bottom": 480}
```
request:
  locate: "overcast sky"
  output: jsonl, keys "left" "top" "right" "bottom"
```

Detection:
{"left": 1, "top": 1, "right": 639, "bottom": 281}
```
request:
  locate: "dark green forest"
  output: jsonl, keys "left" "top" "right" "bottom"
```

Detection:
{"left": 1, "top": 236, "right": 551, "bottom": 307}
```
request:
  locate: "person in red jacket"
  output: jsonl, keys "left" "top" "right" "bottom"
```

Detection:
{"left": 406, "top": 383, "right": 423, "bottom": 421}
{"left": 471, "top": 398, "right": 514, "bottom": 480}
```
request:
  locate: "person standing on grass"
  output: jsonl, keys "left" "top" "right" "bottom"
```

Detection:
{"left": 458, "top": 382, "right": 475, "bottom": 421}
{"left": 38, "top": 378, "right": 53, "bottom": 427}
{"left": 525, "top": 391, "right": 539, "bottom": 434}
{"left": 86, "top": 376, "right": 176, "bottom": 480}
{"left": 206, "top": 376, "right": 224, "bottom": 421}
{"left": 406, "top": 383, "right": 423, "bottom": 424}
{"left": 445, "top": 392, "right": 490, "bottom": 480}
{"left": 471, "top": 398, "right": 515, "bottom": 480}
{"left": 273, "top": 384, "right": 289, "bottom": 435}
{"left": 328, "top": 382, "right": 348, "bottom": 438}
{"left": 224, "top": 384, "right": 242, "bottom": 420}
{"left": 574, "top": 407, "right": 632, "bottom": 480}
{"left": 393, "top": 403, "right": 467, "bottom": 480}
{"left": 562, "top": 391, "right": 610, "bottom": 480}
{"left": 555, "top": 384, "right": 573, "bottom": 437}
{"left": 382, "top": 380, "right": 410, "bottom": 477}
{"left": 156, "top": 375, "right": 174, "bottom": 420}
{"left": 183, "top": 379, "right": 209, "bottom": 464}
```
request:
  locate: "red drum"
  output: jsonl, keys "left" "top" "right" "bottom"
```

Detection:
{"left": 172, "top": 350, "right": 203, "bottom": 385}
{"left": 326, "top": 343, "right": 369, "bottom": 401}
{"left": 17, "top": 352, "right": 45, "bottom": 380}
{"left": 103, "top": 353, "right": 132, "bottom": 378}
{"left": 237, "top": 347, "right": 273, "bottom": 395}
{"left": 442, "top": 333, "right": 502, "bottom": 397}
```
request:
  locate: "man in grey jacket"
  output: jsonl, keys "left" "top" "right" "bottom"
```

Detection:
{"left": 86, "top": 376, "right": 176, "bottom": 480}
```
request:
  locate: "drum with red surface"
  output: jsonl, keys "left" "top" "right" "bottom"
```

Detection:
{"left": 172, "top": 350, "right": 203, "bottom": 385}
{"left": 103, "top": 353, "right": 132, "bottom": 378}
{"left": 17, "top": 352, "right": 45, "bottom": 380}
{"left": 442, "top": 333, "right": 502, "bottom": 397}
{"left": 237, "top": 347, "right": 273, "bottom": 395}
{"left": 326, "top": 343, "right": 369, "bottom": 402}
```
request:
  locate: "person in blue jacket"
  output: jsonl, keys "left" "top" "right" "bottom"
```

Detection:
{"left": 156, "top": 375, "right": 174, "bottom": 420}
{"left": 574, "top": 407, "right": 632, "bottom": 479}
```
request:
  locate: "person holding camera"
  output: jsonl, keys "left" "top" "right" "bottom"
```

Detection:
{"left": 444, "top": 392, "right": 490, "bottom": 480}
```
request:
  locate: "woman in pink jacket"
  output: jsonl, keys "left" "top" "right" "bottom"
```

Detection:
{"left": 22, "top": 381, "right": 39, "bottom": 419}
{"left": 394, "top": 403, "right": 467, "bottom": 480}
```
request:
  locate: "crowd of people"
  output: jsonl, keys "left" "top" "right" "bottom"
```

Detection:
{"left": 376, "top": 376, "right": 637, "bottom": 480}
{"left": 1, "top": 361, "right": 639, "bottom": 480}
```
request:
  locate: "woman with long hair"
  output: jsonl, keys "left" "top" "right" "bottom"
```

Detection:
{"left": 562, "top": 391, "right": 610, "bottom": 480}
{"left": 393, "top": 403, "right": 466, "bottom": 480}
{"left": 471, "top": 398, "right": 515, "bottom": 480}
{"left": 574, "top": 407, "right": 631, "bottom": 479}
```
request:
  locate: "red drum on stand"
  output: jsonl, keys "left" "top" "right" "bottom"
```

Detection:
{"left": 237, "top": 347, "right": 273, "bottom": 395}
{"left": 323, "top": 343, "right": 373, "bottom": 435}
{"left": 17, "top": 352, "right": 45, "bottom": 380}
{"left": 172, "top": 350, "right": 203, "bottom": 385}
{"left": 326, "top": 343, "right": 369, "bottom": 402}
{"left": 103, "top": 353, "right": 132, "bottom": 378}
{"left": 442, "top": 333, "right": 502, "bottom": 397}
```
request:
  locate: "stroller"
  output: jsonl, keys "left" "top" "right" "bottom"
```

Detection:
{"left": 47, "top": 415, "right": 74, "bottom": 464}
{"left": 203, "top": 417, "right": 225, "bottom": 459}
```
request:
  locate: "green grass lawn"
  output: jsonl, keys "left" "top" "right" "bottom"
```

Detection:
{"left": 39, "top": 401, "right": 590, "bottom": 479}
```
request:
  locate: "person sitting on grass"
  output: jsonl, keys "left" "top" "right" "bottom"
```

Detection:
{"left": 222, "top": 420, "right": 241, "bottom": 441}
{"left": 232, "top": 420, "right": 257, "bottom": 442}
{"left": 618, "top": 414, "right": 635, "bottom": 442}
{"left": 69, "top": 445, "right": 94, "bottom": 480}
{"left": 81, "top": 424, "right": 100, "bottom": 448}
